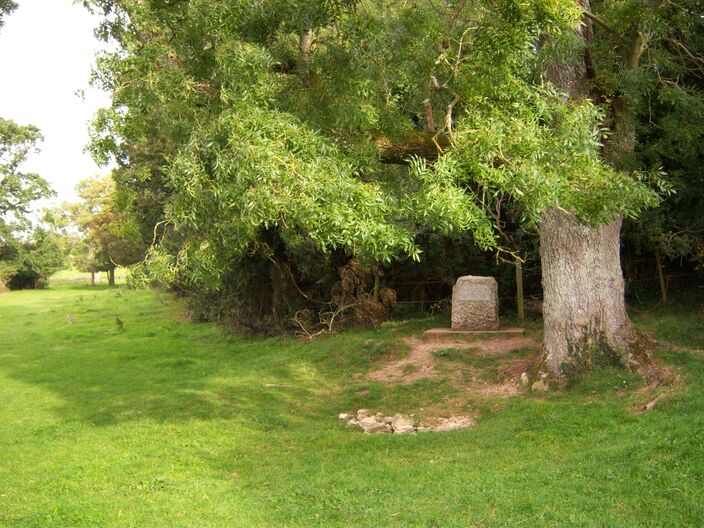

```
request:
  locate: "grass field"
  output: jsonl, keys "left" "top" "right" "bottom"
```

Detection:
{"left": 49, "top": 268, "right": 129, "bottom": 286}
{"left": 0, "top": 284, "right": 702, "bottom": 527}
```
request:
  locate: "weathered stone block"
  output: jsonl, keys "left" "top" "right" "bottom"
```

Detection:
{"left": 451, "top": 276, "right": 499, "bottom": 330}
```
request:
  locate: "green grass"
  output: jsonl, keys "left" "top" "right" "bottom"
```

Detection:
{"left": 49, "top": 268, "right": 129, "bottom": 286}
{"left": 0, "top": 285, "right": 703, "bottom": 527}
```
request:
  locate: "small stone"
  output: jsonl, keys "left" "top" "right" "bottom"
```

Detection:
{"left": 531, "top": 379, "right": 549, "bottom": 392}
{"left": 356, "top": 409, "right": 370, "bottom": 420}
{"left": 391, "top": 414, "right": 415, "bottom": 434}
{"left": 358, "top": 416, "right": 390, "bottom": 434}
{"left": 520, "top": 372, "right": 530, "bottom": 386}
{"left": 338, "top": 413, "right": 351, "bottom": 421}
{"left": 383, "top": 416, "right": 393, "bottom": 425}
{"left": 375, "top": 412, "right": 385, "bottom": 420}
{"left": 417, "top": 425, "right": 433, "bottom": 433}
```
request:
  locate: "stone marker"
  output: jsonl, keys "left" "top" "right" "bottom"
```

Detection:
{"left": 451, "top": 276, "right": 499, "bottom": 330}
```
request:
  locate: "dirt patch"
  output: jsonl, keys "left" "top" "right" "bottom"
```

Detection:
{"left": 654, "top": 340, "right": 704, "bottom": 357}
{"left": 498, "top": 357, "right": 535, "bottom": 380}
{"left": 423, "top": 415, "right": 475, "bottom": 432}
{"left": 630, "top": 356, "right": 684, "bottom": 414}
{"left": 363, "top": 336, "right": 540, "bottom": 426}
{"left": 472, "top": 337, "right": 537, "bottom": 355}
{"left": 367, "top": 336, "right": 539, "bottom": 388}
{"left": 367, "top": 339, "right": 438, "bottom": 384}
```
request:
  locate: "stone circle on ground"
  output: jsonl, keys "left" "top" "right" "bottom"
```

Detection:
{"left": 339, "top": 409, "right": 474, "bottom": 434}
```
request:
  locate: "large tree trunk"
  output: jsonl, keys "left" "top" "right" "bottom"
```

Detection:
{"left": 539, "top": 210, "right": 649, "bottom": 379}
{"left": 108, "top": 267, "right": 115, "bottom": 287}
{"left": 537, "top": 0, "right": 650, "bottom": 381}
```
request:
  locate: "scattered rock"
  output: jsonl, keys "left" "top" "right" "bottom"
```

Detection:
{"left": 338, "top": 410, "right": 475, "bottom": 434}
{"left": 391, "top": 414, "right": 415, "bottom": 434}
{"left": 531, "top": 379, "right": 549, "bottom": 392}
{"left": 356, "top": 409, "right": 370, "bottom": 420}
{"left": 358, "top": 416, "right": 391, "bottom": 434}
{"left": 520, "top": 372, "right": 530, "bottom": 386}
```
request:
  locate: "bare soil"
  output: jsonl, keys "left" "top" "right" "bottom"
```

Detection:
{"left": 367, "top": 336, "right": 539, "bottom": 396}
{"left": 362, "top": 335, "right": 540, "bottom": 427}
{"left": 367, "top": 336, "right": 538, "bottom": 384}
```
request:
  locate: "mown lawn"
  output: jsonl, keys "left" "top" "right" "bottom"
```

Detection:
{"left": 0, "top": 285, "right": 702, "bottom": 527}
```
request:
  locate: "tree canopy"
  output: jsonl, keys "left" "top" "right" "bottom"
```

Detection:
{"left": 80, "top": 0, "right": 704, "bottom": 352}
{"left": 0, "top": 0, "right": 17, "bottom": 31}
{"left": 67, "top": 175, "right": 144, "bottom": 284}
{"left": 84, "top": 1, "right": 664, "bottom": 276}
{"left": 0, "top": 118, "right": 52, "bottom": 229}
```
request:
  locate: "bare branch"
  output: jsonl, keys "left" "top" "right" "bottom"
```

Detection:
{"left": 582, "top": 10, "right": 621, "bottom": 40}
{"left": 422, "top": 98, "right": 437, "bottom": 134}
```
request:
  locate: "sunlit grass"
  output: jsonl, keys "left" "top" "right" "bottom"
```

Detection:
{"left": 49, "top": 268, "right": 130, "bottom": 286}
{"left": 0, "top": 284, "right": 702, "bottom": 527}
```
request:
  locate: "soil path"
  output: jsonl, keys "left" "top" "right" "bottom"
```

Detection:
{"left": 367, "top": 336, "right": 538, "bottom": 385}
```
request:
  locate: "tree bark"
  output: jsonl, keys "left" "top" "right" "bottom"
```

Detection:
{"left": 298, "top": 28, "right": 314, "bottom": 86}
{"left": 655, "top": 248, "right": 667, "bottom": 303}
{"left": 515, "top": 256, "right": 525, "bottom": 323}
{"left": 603, "top": 97, "right": 637, "bottom": 169}
{"left": 91, "top": 270, "right": 95, "bottom": 286}
{"left": 376, "top": 132, "right": 449, "bottom": 165}
{"left": 108, "top": 267, "right": 115, "bottom": 287}
{"left": 539, "top": 210, "right": 649, "bottom": 378}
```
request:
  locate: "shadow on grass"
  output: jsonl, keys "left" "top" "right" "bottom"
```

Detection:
{"left": 0, "top": 285, "right": 337, "bottom": 430}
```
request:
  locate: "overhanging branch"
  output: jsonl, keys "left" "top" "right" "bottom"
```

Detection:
{"left": 375, "top": 132, "right": 449, "bottom": 165}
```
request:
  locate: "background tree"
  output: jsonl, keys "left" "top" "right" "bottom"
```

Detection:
{"left": 0, "top": 224, "right": 65, "bottom": 290}
{"left": 610, "top": 0, "right": 704, "bottom": 299}
{"left": 0, "top": 116, "right": 56, "bottom": 290}
{"left": 0, "top": 0, "right": 17, "bottom": 31}
{"left": 70, "top": 175, "right": 145, "bottom": 286}
{"left": 0, "top": 118, "right": 51, "bottom": 229}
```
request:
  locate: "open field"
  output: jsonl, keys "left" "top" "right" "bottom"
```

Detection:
{"left": 1, "top": 285, "right": 703, "bottom": 527}
{"left": 49, "top": 269, "right": 130, "bottom": 287}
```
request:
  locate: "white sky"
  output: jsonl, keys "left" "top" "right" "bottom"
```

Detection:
{"left": 0, "top": 0, "right": 112, "bottom": 208}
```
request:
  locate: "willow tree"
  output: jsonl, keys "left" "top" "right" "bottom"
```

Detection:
{"left": 83, "top": 0, "right": 676, "bottom": 379}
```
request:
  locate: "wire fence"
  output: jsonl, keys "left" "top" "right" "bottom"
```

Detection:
{"left": 388, "top": 270, "right": 703, "bottom": 306}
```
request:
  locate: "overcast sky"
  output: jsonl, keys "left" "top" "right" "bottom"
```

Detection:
{"left": 0, "top": 0, "right": 112, "bottom": 208}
